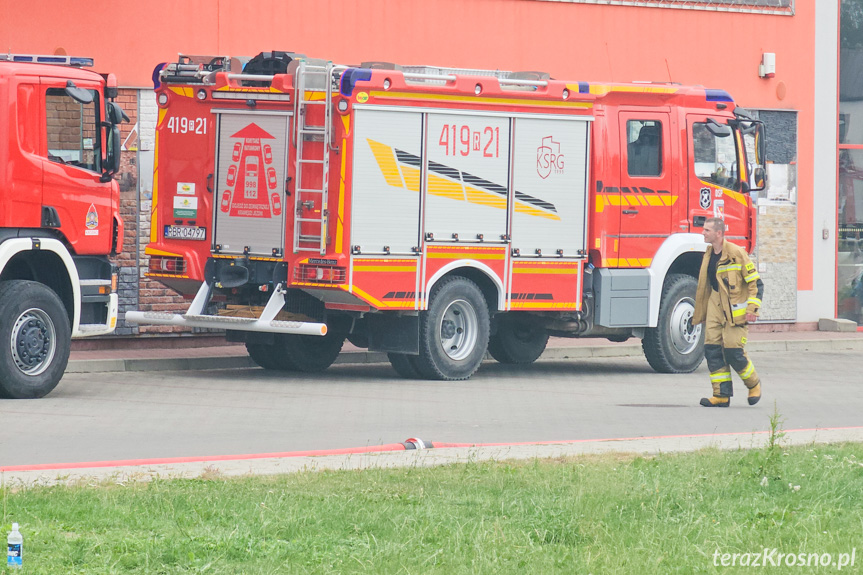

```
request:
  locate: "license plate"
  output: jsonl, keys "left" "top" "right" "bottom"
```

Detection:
{"left": 164, "top": 225, "right": 206, "bottom": 240}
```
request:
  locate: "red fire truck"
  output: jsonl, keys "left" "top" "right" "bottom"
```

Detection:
{"left": 0, "top": 54, "right": 126, "bottom": 398}
{"left": 126, "top": 52, "right": 765, "bottom": 380}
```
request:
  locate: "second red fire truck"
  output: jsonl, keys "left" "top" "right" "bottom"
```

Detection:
{"left": 126, "top": 52, "right": 765, "bottom": 380}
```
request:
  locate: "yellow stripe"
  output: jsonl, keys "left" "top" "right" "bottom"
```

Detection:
{"left": 515, "top": 203, "right": 561, "bottom": 220}
{"left": 510, "top": 302, "right": 578, "bottom": 309}
{"left": 214, "top": 86, "right": 281, "bottom": 93}
{"left": 353, "top": 266, "right": 417, "bottom": 272}
{"left": 740, "top": 361, "right": 755, "bottom": 379}
{"left": 144, "top": 247, "right": 182, "bottom": 257}
{"left": 465, "top": 186, "right": 507, "bottom": 210}
{"left": 512, "top": 268, "right": 578, "bottom": 275}
{"left": 744, "top": 273, "right": 761, "bottom": 282}
{"left": 353, "top": 259, "right": 417, "bottom": 263}
{"left": 337, "top": 119, "right": 349, "bottom": 251}
{"left": 367, "top": 139, "right": 404, "bottom": 187}
{"left": 401, "top": 166, "right": 422, "bottom": 192}
{"left": 350, "top": 285, "right": 403, "bottom": 309}
{"left": 146, "top": 272, "right": 190, "bottom": 279}
{"left": 427, "top": 173, "right": 466, "bottom": 201}
{"left": 426, "top": 253, "right": 505, "bottom": 260}
{"left": 587, "top": 84, "right": 679, "bottom": 96}
{"left": 169, "top": 87, "right": 194, "bottom": 98}
{"left": 371, "top": 91, "right": 593, "bottom": 109}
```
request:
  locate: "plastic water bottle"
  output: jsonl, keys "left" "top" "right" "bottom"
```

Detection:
{"left": 7, "top": 523, "right": 22, "bottom": 569}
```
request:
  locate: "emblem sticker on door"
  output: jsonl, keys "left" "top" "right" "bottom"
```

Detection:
{"left": 699, "top": 187, "right": 711, "bottom": 210}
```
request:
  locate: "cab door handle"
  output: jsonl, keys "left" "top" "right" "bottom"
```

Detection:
{"left": 622, "top": 209, "right": 639, "bottom": 215}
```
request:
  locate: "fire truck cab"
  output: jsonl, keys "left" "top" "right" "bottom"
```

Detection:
{"left": 0, "top": 54, "right": 126, "bottom": 398}
{"left": 127, "top": 52, "right": 765, "bottom": 381}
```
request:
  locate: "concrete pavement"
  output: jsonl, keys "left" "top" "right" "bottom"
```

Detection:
{"left": 66, "top": 328, "right": 863, "bottom": 374}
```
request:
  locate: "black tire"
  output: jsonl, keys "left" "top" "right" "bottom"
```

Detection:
{"left": 276, "top": 332, "right": 345, "bottom": 373}
{"left": 246, "top": 343, "right": 283, "bottom": 370}
{"left": 387, "top": 353, "right": 423, "bottom": 379}
{"left": 642, "top": 274, "right": 704, "bottom": 373}
{"left": 0, "top": 281, "right": 71, "bottom": 399}
{"left": 415, "top": 277, "right": 490, "bottom": 381}
{"left": 487, "top": 315, "right": 549, "bottom": 364}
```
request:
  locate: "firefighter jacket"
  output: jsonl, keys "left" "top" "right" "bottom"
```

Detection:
{"left": 692, "top": 240, "right": 764, "bottom": 327}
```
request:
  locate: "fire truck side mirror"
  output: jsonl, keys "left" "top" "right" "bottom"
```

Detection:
{"left": 749, "top": 123, "right": 767, "bottom": 192}
{"left": 65, "top": 81, "right": 94, "bottom": 105}
{"left": 705, "top": 118, "right": 732, "bottom": 138}
{"left": 101, "top": 125, "right": 122, "bottom": 182}
{"left": 107, "top": 102, "right": 129, "bottom": 124}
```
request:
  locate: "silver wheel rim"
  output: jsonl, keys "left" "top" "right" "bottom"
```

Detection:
{"left": 669, "top": 297, "right": 701, "bottom": 355}
{"left": 10, "top": 308, "right": 57, "bottom": 377}
{"left": 438, "top": 299, "right": 478, "bottom": 361}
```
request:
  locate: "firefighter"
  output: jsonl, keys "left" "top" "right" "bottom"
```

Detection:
{"left": 692, "top": 217, "right": 764, "bottom": 407}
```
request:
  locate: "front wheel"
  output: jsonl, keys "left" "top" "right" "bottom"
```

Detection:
{"left": 415, "top": 277, "right": 490, "bottom": 381}
{"left": 0, "top": 281, "right": 71, "bottom": 399}
{"left": 642, "top": 274, "right": 704, "bottom": 373}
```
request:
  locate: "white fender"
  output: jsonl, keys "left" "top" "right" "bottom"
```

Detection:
{"left": 0, "top": 237, "right": 83, "bottom": 333}
{"left": 424, "top": 259, "right": 505, "bottom": 310}
{"left": 647, "top": 233, "right": 706, "bottom": 327}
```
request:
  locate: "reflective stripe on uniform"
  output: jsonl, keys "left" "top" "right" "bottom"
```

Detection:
{"left": 718, "top": 264, "right": 742, "bottom": 273}
{"left": 739, "top": 361, "right": 755, "bottom": 379}
{"left": 744, "top": 272, "right": 761, "bottom": 282}
{"left": 731, "top": 302, "right": 747, "bottom": 317}
{"left": 710, "top": 371, "right": 732, "bottom": 383}
{"left": 747, "top": 297, "right": 762, "bottom": 307}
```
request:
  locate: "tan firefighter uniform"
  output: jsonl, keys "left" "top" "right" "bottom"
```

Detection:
{"left": 692, "top": 239, "right": 764, "bottom": 405}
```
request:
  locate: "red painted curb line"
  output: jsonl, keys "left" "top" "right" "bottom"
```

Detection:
{"left": 3, "top": 426, "right": 862, "bottom": 473}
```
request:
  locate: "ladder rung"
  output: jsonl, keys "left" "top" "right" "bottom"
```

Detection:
{"left": 299, "top": 235, "right": 323, "bottom": 242}
{"left": 299, "top": 126, "right": 325, "bottom": 133}
{"left": 296, "top": 188, "right": 324, "bottom": 194}
{"left": 297, "top": 218, "right": 324, "bottom": 223}
{"left": 298, "top": 160, "right": 325, "bottom": 166}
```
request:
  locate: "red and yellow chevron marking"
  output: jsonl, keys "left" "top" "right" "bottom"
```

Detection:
{"left": 596, "top": 193, "right": 678, "bottom": 213}
{"left": 698, "top": 180, "right": 749, "bottom": 208}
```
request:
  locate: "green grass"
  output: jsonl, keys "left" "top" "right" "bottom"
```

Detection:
{"left": 3, "top": 443, "right": 863, "bottom": 574}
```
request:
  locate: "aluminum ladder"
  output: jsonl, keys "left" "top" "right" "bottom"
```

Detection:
{"left": 292, "top": 59, "right": 335, "bottom": 255}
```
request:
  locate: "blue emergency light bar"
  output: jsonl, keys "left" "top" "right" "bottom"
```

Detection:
{"left": 0, "top": 54, "right": 94, "bottom": 67}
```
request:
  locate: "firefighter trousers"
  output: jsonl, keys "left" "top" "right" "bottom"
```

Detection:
{"left": 704, "top": 289, "right": 760, "bottom": 398}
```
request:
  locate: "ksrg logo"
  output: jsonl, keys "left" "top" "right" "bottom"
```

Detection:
{"left": 537, "top": 136, "right": 565, "bottom": 179}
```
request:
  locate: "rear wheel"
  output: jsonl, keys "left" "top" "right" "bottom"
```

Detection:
{"left": 642, "top": 274, "right": 704, "bottom": 373}
{"left": 246, "top": 343, "right": 282, "bottom": 370}
{"left": 277, "top": 332, "right": 345, "bottom": 373}
{"left": 415, "top": 277, "right": 489, "bottom": 381}
{"left": 0, "top": 281, "right": 71, "bottom": 399}
{"left": 487, "top": 315, "right": 549, "bottom": 364}
{"left": 387, "top": 353, "right": 422, "bottom": 379}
